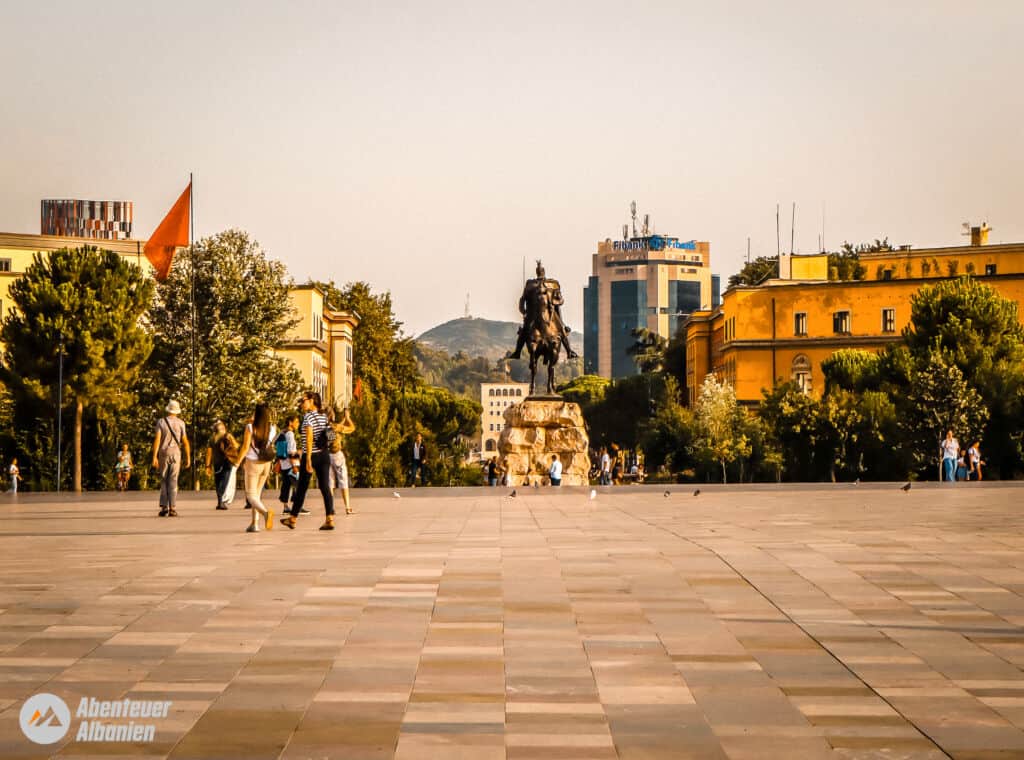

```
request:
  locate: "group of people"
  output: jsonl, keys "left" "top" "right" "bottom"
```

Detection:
{"left": 150, "top": 392, "right": 356, "bottom": 531}
{"left": 940, "top": 430, "right": 985, "bottom": 482}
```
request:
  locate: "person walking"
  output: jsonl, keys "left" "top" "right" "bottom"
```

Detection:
{"left": 486, "top": 457, "right": 502, "bottom": 487}
{"left": 7, "top": 457, "right": 21, "bottom": 494}
{"left": 235, "top": 404, "right": 277, "bottom": 532}
{"left": 205, "top": 420, "right": 239, "bottom": 510}
{"left": 329, "top": 406, "right": 356, "bottom": 516}
{"left": 967, "top": 440, "right": 984, "bottom": 481}
{"left": 115, "top": 445, "right": 133, "bottom": 491}
{"left": 408, "top": 433, "right": 428, "bottom": 487}
{"left": 599, "top": 446, "right": 611, "bottom": 486}
{"left": 549, "top": 454, "right": 562, "bottom": 486}
{"left": 940, "top": 430, "right": 959, "bottom": 483}
{"left": 152, "top": 400, "right": 190, "bottom": 517}
{"left": 281, "top": 392, "right": 336, "bottom": 531}
{"left": 276, "top": 413, "right": 303, "bottom": 512}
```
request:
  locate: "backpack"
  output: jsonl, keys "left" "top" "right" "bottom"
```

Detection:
{"left": 315, "top": 419, "right": 336, "bottom": 452}
{"left": 252, "top": 425, "right": 277, "bottom": 463}
{"left": 274, "top": 432, "right": 289, "bottom": 460}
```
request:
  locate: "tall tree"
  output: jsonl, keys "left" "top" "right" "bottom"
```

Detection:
{"left": 728, "top": 256, "right": 779, "bottom": 287}
{"left": 693, "top": 374, "right": 750, "bottom": 483}
{"left": 1, "top": 247, "right": 153, "bottom": 491}
{"left": 903, "top": 277, "right": 1024, "bottom": 477}
{"left": 145, "top": 230, "right": 303, "bottom": 465}
{"left": 628, "top": 328, "right": 668, "bottom": 373}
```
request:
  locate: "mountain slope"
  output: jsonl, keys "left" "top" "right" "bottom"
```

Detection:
{"left": 416, "top": 317, "right": 519, "bottom": 360}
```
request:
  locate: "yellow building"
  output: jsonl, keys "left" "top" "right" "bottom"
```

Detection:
{"left": 275, "top": 285, "right": 359, "bottom": 408}
{"left": 479, "top": 381, "right": 529, "bottom": 458}
{"left": 685, "top": 241, "right": 1024, "bottom": 406}
{"left": 0, "top": 231, "right": 357, "bottom": 405}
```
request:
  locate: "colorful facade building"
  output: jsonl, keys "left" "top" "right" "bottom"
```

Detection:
{"left": 41, "top": 199, "right": 134, "bottom": 240}
{"left": 684, "top": 241, "right": 1024, "bottom": 406}
{"left": 480, "top": 381, "right": 529, "bottom": 457}
{"left": 0, "top": 231, "right": 358, "bottom": 406}
{"left": 274, "top": 285, "right": 359, "bottom": 409}
{"left": 584, "top": 232, "right": 720, "bottom": 378}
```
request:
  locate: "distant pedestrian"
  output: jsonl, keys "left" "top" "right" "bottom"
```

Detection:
{"left": 276, "top": 413, "right": 301, "bottom": 510}
{"left": 281, "top": 391, "right": 336, "bottom": 531}
{"left": 549, "top": 454, "right": 562, "bottom": 486}
{"left": 486, "top": 457, "right": 502, "bottom": 487}
{"left": 7, "top": 457, "right": 21, "bottom": 494}
{"left": 940, "top": 430, "right": 959, "bottom": 483}
{"left": 235, "top": 404, "right": 277, "bottom": 532}
{"left": 610, "top": 444, "right": 622, "bottom": 485}
{"left": 599, "top": 447, "right": 611, "bottom": 486}
{"left": 115, "top": 445, "right": 133, "bottom": 491}
{"left": 152, "top": 400, "right": 190, "bottom": 517}
{"left": 205, "top": 419, "right": 239, "bottom": 509}
{"left": 329, "top": 406, "right": 356, "bottom": 516}
{"left": 967, "top": 441, "right": 984, "bottom": 481}
{"left": 408, "top": 433, "right": 428, "bottom": 486}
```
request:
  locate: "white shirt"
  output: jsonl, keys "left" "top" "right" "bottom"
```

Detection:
{"left": 600, "top": 453, "right": 610, "bottom": 473}
{"left": 941, "top": 437, "right": 959, "bottom": 460}
{"left": 549, "top": 460, "right": 562, "bottom": 480}
{"left": 245, "top": 424, "right": 277, "bottom": 462}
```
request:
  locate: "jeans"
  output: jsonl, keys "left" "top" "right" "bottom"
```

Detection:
{"left": 244, "top": 459, "right": 272, "bottom": 517}
{"left": 213, "top": 465, "right": 230, "bottom": 505}
{"left": 550, "top": 477, "right": 561, "bottom": 487}
{"left": 409, "top": 460, "right": 427, "bottom": 485}
{"left": 158, "top": 452, "right": 180, "bottom": 507}
{"left": 488, "top": 477, "right": 498, "bottom": 487}
{"left": 291, "top": 451, "right": 334, "bottom": 516}
{"left": 279, "top": 466, "right": 297, "bottom": 503}
{"left": 942, "top": 457, "right": 956, "bottom": 482}
{"left": 599, "top": 471, "right": 610, "bottom": 486}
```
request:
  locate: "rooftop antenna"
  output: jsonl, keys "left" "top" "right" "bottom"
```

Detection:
{"left": 522, "top": 256, "right": 526, "bottom": 284}
{"left": 464, "top": 293, "right": 471, "bottom": 319}
{"left": 776, "top": 203, "right": 780, "bottom": 257}
{"left": 747, "top": 237, "right": 751, "bottom": 265}
{"left": 821, "top": 201, "right": 826, "bottom": 252}
{"left": 642, "top": 214, "right": 650, "bottom": 236}
{"left": 622, "top": 223, "right": 629, "bottom": 241}
{"left": 630, "top": 200, "right": 638, "bottom": 238}
{"left": 790, "top": 202, "right": 796, "bottom": 254}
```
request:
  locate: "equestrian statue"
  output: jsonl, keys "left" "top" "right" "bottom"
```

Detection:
{"left": 507, "top": 260, "right": 578, "bottom": 396}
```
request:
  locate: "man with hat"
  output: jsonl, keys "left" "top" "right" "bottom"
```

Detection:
{"left": 151, "top": 400, "right": 191, "bottom": 517}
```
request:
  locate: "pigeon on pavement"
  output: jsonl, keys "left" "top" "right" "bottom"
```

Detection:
{"left": 589, "top": 489, "right": 597, "bottom": 500}
{"left": 901, "top": 482, "right": 912, "bottom": 492}
{"left": 693, "top": 489, "right": 701, "bottom": 496}
{"left": 392, "top": 492, "right": 401, "bottom": 498}
{"left": 663, "top": 490, "right": 671, "bottom": 497}
{"left": 510, "top": 489, "right": 517, "bottom": 498}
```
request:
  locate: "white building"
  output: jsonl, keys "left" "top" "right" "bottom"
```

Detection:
{"left": 480, "top": 382, "right": 529, "bottom": 458}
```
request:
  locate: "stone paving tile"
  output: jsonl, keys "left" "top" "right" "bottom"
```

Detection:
{"left": 1, "top": 485, "right": 1024, "bottom": 758}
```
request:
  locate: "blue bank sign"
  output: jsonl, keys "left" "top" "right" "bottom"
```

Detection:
{"left": 613, "top": 236, "right": 696, "bottom": 252}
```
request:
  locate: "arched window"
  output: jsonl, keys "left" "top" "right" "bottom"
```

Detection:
{"left": 485, "top": 439, "right": 497, "bottom": 451}
{"left": 516, "top": 388, "right": 522, "bottom": 396}
{"left": 488, "top": 389, "right": 494, "bottom": 396}
{"left": 791, "top": 354, "right": 812, "bottom": 395}
{"left": 502, "top": 388, "right": 509, "bottom": 396}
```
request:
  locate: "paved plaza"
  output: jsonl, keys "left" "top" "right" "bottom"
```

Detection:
{"left": 2, "top": 484, "right": 1024, "bottom": 759}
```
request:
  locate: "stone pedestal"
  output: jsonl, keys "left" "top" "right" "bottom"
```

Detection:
{"left": 497, "top": 398, "right": 590, "bottom": 486}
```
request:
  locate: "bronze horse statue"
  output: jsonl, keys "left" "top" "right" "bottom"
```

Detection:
{"left": 508, "top": 261, "right": 577, "bottom": 396}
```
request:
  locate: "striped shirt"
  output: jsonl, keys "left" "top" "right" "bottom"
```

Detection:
{"left": 300, "top": 411, "right": 329, "bottom": 454}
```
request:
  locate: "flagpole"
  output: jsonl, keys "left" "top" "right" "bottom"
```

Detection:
{"left": 190, "top": 173, "right": 198, "bottom": 490}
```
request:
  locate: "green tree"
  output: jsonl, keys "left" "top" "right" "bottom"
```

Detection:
{"left": 145, "top": 230, "right": 303, "bottom": 474}
{"left": 403, "top": 385, "right": 481, "bottom": 485}
{"left": 903, "top": 277, "right": 1024, "bottom": 477}
{"left": 1, "top": 247, "right": 153, "bottom": 491}
{"left": 558, "top": 374, "right": 610, "bottom": 409}
{"left": 627, "top": 328, "right": 668, "bottom": 373}
{"left": 637, "top": 376, "right": 695, "bottom": 476}
{"left": 693, "top": 374, "right": 750, "bottom": 483}
{"left": 902, "top": 351, "right": 989, "bottom": 475}
{"left": 314, "top": 280, "right": 420, "bottom": 398}
{"left": 758, "top": 382, "right": 829, "bottom": 481}
{"left": 821, "top": 349, "right": 884, "bottom": 394}
{"left": 728, "top": 256, "right": 779, "bottom": 287}
{"left": 346, "top": 388, "right": 403, "bottom": 487}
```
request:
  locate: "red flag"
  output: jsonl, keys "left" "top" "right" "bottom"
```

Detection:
{"left": 354, "top": 378, "right": 363, "bottom": 402}
{"left": 144, "top": 182, "right": 190, "bottom": 280}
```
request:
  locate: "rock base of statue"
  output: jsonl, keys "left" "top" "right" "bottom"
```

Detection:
{"left": 497, "top": 399, "right": 590, "bottom": 487}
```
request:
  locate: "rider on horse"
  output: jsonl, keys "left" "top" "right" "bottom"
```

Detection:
{"left": 508, "top": 261, "right": 578, "bottom": 361}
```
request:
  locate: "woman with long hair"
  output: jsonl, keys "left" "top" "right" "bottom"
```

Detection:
{"left": 281, "top": 391, "right": 336, "bottom": 530}
{"left": 329, "top": 405, "right": 356, "bottom": 515}
{"left": 234, "top": 404, "right": 277, "bottom": 532}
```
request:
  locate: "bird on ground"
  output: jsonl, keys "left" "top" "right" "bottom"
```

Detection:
{"left": 589, "top": 489, "right": 597, "bottom": 500}
{"left": 663, "top": 490, "right": 671, "bottom": 498}
{"left": 510, "top": 489, "right": 517, "bottom": 498}
{"left": 853, "top": 478, "right": 860, "bottom": 485}
{"left": 901, "top": 482, "right": 912, "bottom": 492}
{"left": 693, "top": 489, "right": 701, "bottom": 497}
{"left": 392, "top": 492, "right": 401, "bottom": 498}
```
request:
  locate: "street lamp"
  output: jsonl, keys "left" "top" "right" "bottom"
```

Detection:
{"left": 56, "top": 337, "right": 64, "bottom": 493}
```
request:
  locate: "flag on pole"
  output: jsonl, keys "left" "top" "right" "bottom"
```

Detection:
{"left": 143, "top": 182, "right": 191, "bottom": 280}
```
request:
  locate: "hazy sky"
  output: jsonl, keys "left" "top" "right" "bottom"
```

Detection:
{"left": 2, "top": 1, "right": 1022, "bottom": 336}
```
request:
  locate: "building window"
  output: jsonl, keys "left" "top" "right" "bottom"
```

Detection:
{"left": 832, "top": 311, "right": 851, "bottom": 334}
{"left": 985, "top": 264, "right": 997, "bottom": 276}
{"left": 516, "top": 388, "right": 522, "bottom": 396}
{"left": 882, "top": 308, "right": 895, "bottom": 333}
{"left": 0, "top": 259, "right": 11, "bottom": 273}
{"left": 881, "top": 269, "right": 893, "bottom": 281}
{"left": 792, "top": 354, "right": 812, "bottom": 395}
{"left": 794, "top": 312, "right": 807, "bottom": 336}
{"left": 485, "top": 440, "right": 496, "bottom": 451}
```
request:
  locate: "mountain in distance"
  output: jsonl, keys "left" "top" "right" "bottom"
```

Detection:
{"left": 416, "top": 317, "right": 519, "bottom": 360}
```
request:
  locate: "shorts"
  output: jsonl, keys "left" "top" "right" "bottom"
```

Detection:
{"left": 330, "top": 451, "right": 349, "bottom": 490}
